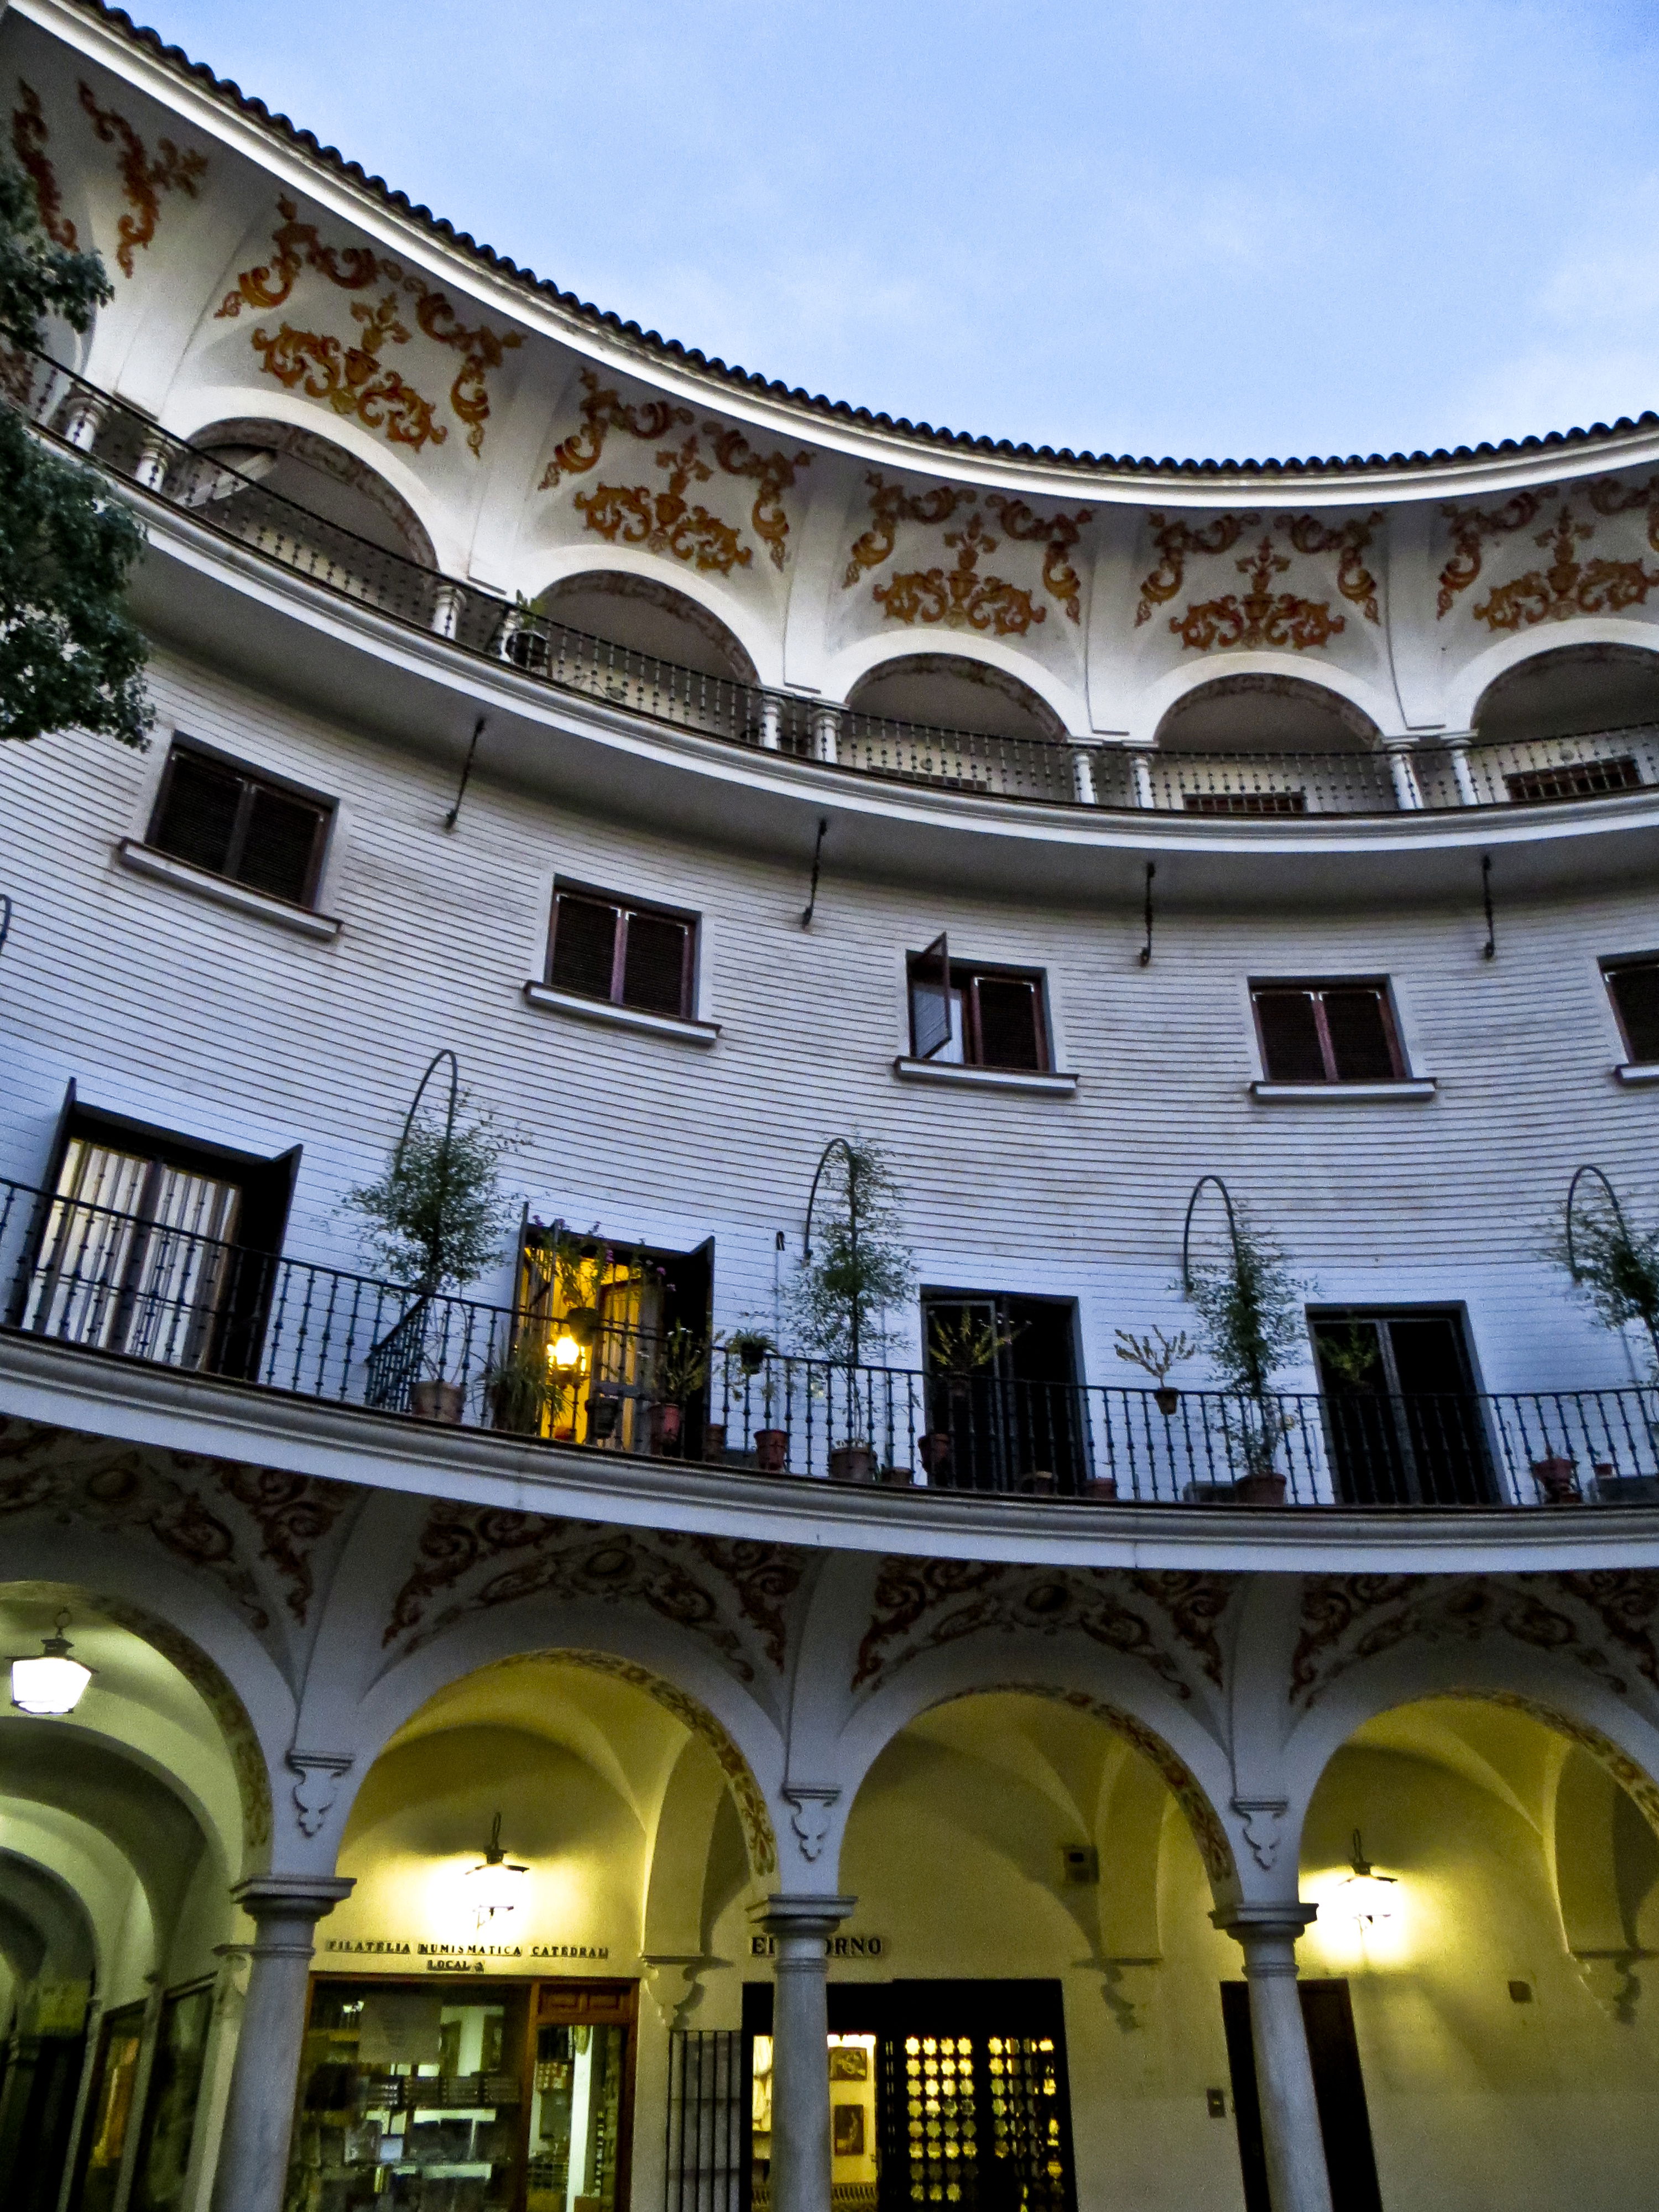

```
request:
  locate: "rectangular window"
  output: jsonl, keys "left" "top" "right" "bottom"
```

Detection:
{"left": 1251, "top": 980, "right": 1404, "bottom": 1084}
{"left": 907, "top": 948, "right": 1048, "bottom": 1070}
{"left": 1505, "top": 756, "right": 1641, "bottom": 803}
{"left": 1604, "top": 957, "right": 1659, "bottom": 1065}
{"left": 547, "top": 884, "right": 695, "bottom": 1018}
{"left": 147, "top": 740, "right": 331, "bottom": 908}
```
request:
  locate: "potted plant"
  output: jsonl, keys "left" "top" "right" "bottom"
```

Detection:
{"left": 789, "top": 1136, "right": 916, "bottom": 1484}
{"left": 1182, "top": 1194, "right": 1310, "bottom": 1505}
{"left": 484, "top": 1330, "right": 569, "bottom": 1437}
{"left": 1547, "top": 1168, "right": 1659, "bottom": 1377}
{"left": 1114, "top": 1327, "right": 1198, "bottom": 1416}
{"left": 649, "top": 1324, "right": 709, "bottom": 1456}
{"left": 724, "top": 1326, "right": 775, "bottom": 1376}
{"left": 1530, "top": 1453, "right": 1581, "bottom": 1505}
{"left": 346, "top": 1070, "right": 518, "bottom": 1421}
{"left": 921, "top": 1309, "right": 1019, "bottom": 1479}
{"left": 586, "top": 1390, "right": 624, "bottom": 1444}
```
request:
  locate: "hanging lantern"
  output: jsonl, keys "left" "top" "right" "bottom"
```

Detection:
{"left": 1340, "top": 1830, "right": 1398, "bottom": 1923}
{"left": 10, "top": 1612, "right": 94, "bottom": 1717}
{"left": 465, "top": 1811, "right": 529, "bottom": 1924}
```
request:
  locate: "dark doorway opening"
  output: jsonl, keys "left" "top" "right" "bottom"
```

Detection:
{"left": 1311, "top": 1307, "right": 1494, "bottom": 1505}
{"left": 1220, "top": 1980, "right": 1382, "bottom": 2212}
{"left": 920, "top": 1293, "right": 1088, "bottom": 1494}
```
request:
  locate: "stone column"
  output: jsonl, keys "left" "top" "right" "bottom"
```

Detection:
{"left": 759, "top": 696, "right": 784, "bottom": 751}
{"left": 750, "top": 1893, "right": 854, "bottom": 2212}
{"left": 1442, "top": 732, "right": 1480, "bottom": 808}
{"left": 811, "top": 706, "right": 841, "bottom": 766}
{"left": 431, "top": 579, "right": 466, "bottom": 640}
{"left": 1213, "top": 1905, "right": 1332, "bottom": 2212}
{"left": 61, "top": 390, "right": 107, "bottom": 451}
{"left": 1065, "top": 740, "right": 1099, "bottom": 806}
{"left": 208, "top": 1874, "right": 352, "bottom": 2212}
{"left": 1383, "top": 738, "right": 1424, "bottom": 811}
{"left": 133, "top": 426, "right": 172, "bottom": 493}
{"left": 1128, "top": 749, "right": 1156, "bottom": 809}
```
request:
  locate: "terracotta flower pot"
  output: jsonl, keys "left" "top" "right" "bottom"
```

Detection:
{"left": 586, "top": 1395, "right": 623, "bottom": 1443}
{"left": 1153, "top": 1386, "right": 1181, "bottom": 1417}
{"left": 651, "top": 1402, "right": 684, "bottom": 1454}
{"left": 409, "top": 1379, "right": 465, "bottom": 1423}
{"left": 1233, "top": 1471, "right": 1287, "bottom": 1506}
{"left": 1531, "top": 1454, "right": 1581, "bottom": 1505}
{"left": 1018, "top": 1468, "right": 1057, "bottom": 1498}
{"left": 1081, "top": 1476, "right": 1119, "bottom": 1503}
{"left": 703, "top": 1422, "right": 727, "bottom": 1463}
{"left": 829, "top": 1444, "right": 876, "bottom": 1485}
{"left": 563, "top": 1305, "right": 600, "bottom": 1347}
{"left": 754, "top": 1428, "right": 789, "bottom": 1474}
{"left": 879, "top": 1464, "right": 915, "bottom": 1488}
{"left": 917, "top": 1431, "right": 953, "bottom": 1477}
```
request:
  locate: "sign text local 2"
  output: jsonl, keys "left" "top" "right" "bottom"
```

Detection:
{"left": 749, "top": 1933, "right": 886, "bottom": 1959}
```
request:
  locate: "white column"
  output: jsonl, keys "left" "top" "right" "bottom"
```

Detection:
{"left": 751, "top": 1893, "right": 854, "bottom": 2212}
{"left": 208, "top": 1874, "right": 352, "bottom": 2212}
{"left": 133, "top": 426, "right": 171, "bottom": 493}
{"left": 1442, "top": 732, "right": 1480, "bottom": 808}
{"left": 759, "top": 696, "right": 783, "bottom": 751}
{"left": 1383, "top": 738, "right": 1424, "bottom": 811}
{"left": 1129, "top": 749, "right": 1156, "bottom": 809}
{"left": 431, "top": 580, "right": 466, "bottom": 640}
{"left": 1065, "top": 740, "right": 1098, "bottom": 806}
{"left": 1213, "top": 1905, "right": 1333, "bottom": 2212}
{"left": 811, "top": 706, "right": 841, "bottom": 766}
{"left": 494, "top": 605, "right": 524, "bottom": 661}
{"left": 61, "top": 390, "right": 107, "bottom": 451}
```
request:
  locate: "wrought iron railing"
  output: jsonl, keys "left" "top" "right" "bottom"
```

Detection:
{"left": 4, "top": 1175, "right": 1656, "bottom": 1507}
{"left": 12, "top": 351, "right": 1659, "bottom": 823}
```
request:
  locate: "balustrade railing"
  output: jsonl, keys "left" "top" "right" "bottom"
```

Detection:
{"left": 12, "top": 352, "right": 1659, "bottom": 825}
{"left": 3, "top": 1175, "right": 1656, "bottom": 1509}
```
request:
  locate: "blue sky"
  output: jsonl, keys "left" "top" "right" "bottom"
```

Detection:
{"left": 147, "top": 0, "right": 1659, "bottom": 464}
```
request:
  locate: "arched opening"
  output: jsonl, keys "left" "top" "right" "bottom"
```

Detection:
{"left": 800, "top": 1686, "right": 1237, "bottom": 2212}
{"left": 1154, "top": 672, "right": 1380, "bottom": 755}
{"left": 1475, "top": 643, "right": 1659, "bottom": 744}
{"left": 847, "top": 654, "right": 1065, "bottom": 742}
{"left": 1297, "top": 1693, "right": 1659, "bottom": 2208}
{"left": 536, "top": 572, "right": 758, "bottom": 684}
{"left": 0, "top": 1585, "right": 253, "bottom": 2212}
{"left": 179, "top": 419, "right": 437, "bottom": 568}
{"left": 288, "top": 1650, "right": 773, "bottom": 2212}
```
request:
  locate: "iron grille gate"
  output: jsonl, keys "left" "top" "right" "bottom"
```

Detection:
{"left": 666, "top": 2030, "right": 746, "bottom": 2212}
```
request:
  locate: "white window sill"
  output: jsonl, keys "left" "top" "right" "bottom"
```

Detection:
{"left": 1250, "top": 1077, "right": 1437, "bottom": 1102}
{"left": 116, "top": 838, "right": 341, "bottom": 940}
{"left": 521, "top": 980, "right": 720, "bottom": 1045}
{"left": 1615, "top": 1061, "right": 1659, "bottom": 1085}
{"left": 893, "top": 1056, "right": 1079, "bottom": 1096}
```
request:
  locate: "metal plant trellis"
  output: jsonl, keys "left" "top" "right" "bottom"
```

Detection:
{"left": 1564, "top": 1163, "right": 1659, "bottom": 1372}
{"left": 363, "top": 1049, "right": 465, "bottom": 1413}
{"left": 1181, "top": 1173, "right": 1245, "bottom": 1295}
{"left": 804, "top": 1136, "right": 864, "bottom": 1369}
{"left": 396, "top": 1047, "right": 462, "bottom": 1292}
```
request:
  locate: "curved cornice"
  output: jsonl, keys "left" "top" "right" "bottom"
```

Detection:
{"left": 24, "top": 0, "right": 1659, "bottom": 504}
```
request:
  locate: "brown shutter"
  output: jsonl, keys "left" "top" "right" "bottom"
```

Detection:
{"left": 621, "top": 911, "right": 690, "bottom": 1015}
{"left": 1609, "top": 964, "right": 1659, "bottom": 1063}
{"left": 910, "top": 932, "right": 951, "bottom": 1058}
{"left": 550, "top": 895, "right": 620, "bottom": 998}
{"left": 1254, "top": 990, "right": 1326, "bottom": 1082}
{"left": 1321, "top": 989, "right": 1397, "bottom": 1081}
{"left": 150, "top": 750, "right": 242, "bottom": 876}
{"left": 973, "top": 975, "right": 1044, "bottom": 1070}
{"left": 238, "top": 785, "right": 326, "bottom": 905}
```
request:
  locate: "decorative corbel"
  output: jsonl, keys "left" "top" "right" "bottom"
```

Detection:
{"left": 641, "top": 1954, "right": 712, "bottom": 2030}
{"left": 782, "top": 1785, "right": 841, "bottom": 1864}
{"left": 288, "top": 1749, "right": 354, "bottom": 1839}
{"left": 1230, "top": 1796, "right": 1289, "bottom": 1872}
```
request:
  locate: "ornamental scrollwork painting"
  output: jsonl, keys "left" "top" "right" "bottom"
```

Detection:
{"left": 252, "top": 292, "right": 448, "bottom": 452}
{"left": 221, "top": 200, "right": 519, "bottom": 455}
{"left": 12, "top": 84, "right": 75, "bottom": 248}
{"left": 874, "top": 510, "right": 1045, "bottom": 637}
{"left": 1277, "top": 511, "right": 1384, "bottom": 624}
{"left": 1171, "top": 534, "right": 1345, "bottom": 653}
{"left": 1435, "top": 491, "right": 1544, "bottom": 615}
{"left": 539, "top": 368, "right": 693, "bottom": 487}
{"left": 1134, "top": 512, "right": 1256, "bottom": 625}
{"left": 1470, "top": 504, "right": 1659, "bottom": 633}
{"left": 702, "top": 425, "right": 811, "bottom": 571}
{"left": 575, "top": 435, "right": 752, "bottom": 574}
{"left": 844, "top": 474, "right": 975, "bottom": 586}
{"left": 76, "top": 80, "right": 206, "bottom": 278}
{"left": 984, "top": 495, "right": 1093, "bottom": 622}
{"left": 1588, "top": 473, "right": 1659, "bottom": 550}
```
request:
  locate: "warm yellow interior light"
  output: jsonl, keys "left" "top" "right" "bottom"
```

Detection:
{"left": 1340, "top": 1830, "right": 1398, "bottom": 1922}
{"left": 10, "top": 1614, "right": 93, "bottom": 1717}
{"left": 551, "top": 1333, "right": 582, "bottom": 1370}
{"left": 465, "top": 1811, "right": 529, "bottom": 1925}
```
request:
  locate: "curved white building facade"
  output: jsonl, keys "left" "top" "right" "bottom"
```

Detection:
{"left": 3, "top": 9, "right": 1659, "bottom": 2212}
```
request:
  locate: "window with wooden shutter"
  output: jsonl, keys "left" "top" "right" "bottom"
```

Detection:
{"left": 907, "top": 949, "right": 1050, "bottom": 1070}
{"left": 1604, "top": 958, "right": 1659, "bottom": 1063}
{"left": 547, "top": 883, "right": 695, "bottom": 1018}
{"left": 147, "top": 740, "right": 331, "bottom": 907}
{"left": 1251, "top": 980, "right": 1405, "bottom": 1083}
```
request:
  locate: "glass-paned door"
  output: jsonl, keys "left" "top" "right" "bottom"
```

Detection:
{"left": 921, "top": 1296, "right": 1088, "bottom": 1495}
{"left": 67, "top": 2001, "right": 146, "bottom": 2212}
{"left": 528, "top": 1980, "right": 636, "bottom": 2212}
{"left": 25, "top": 1139, "right": 240, "bottom": 1368}
{"left": 1313, "top": 1308, "right": 1495, "bottom": 1505}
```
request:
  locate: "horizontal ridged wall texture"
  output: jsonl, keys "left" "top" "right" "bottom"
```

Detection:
{"left": 2, "top": 641, "right": 1656, "bottom": 1396}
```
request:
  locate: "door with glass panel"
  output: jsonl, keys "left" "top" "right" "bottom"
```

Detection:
{"left": 25, "top": 1139, "right": 241, "bottom": 1368}
{"left": 1312, "top": 1308, "right": 1495, "bottom": 1505}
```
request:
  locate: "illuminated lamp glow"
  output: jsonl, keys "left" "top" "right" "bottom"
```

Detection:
{"left": 466, "top": 1811, "right": 529, "bottom": 1924}
{"left": 551, "top": 1334, "right": 582, "bottom": 1370}
{"left": 1340, "top": 1829, "right": 1398, "bottom": 1923}
{"left": 10, "top": 1613, "right": 93, "bottom": 1716}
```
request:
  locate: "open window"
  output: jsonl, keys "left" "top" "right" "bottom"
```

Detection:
{"left": 1602, "top": 954, "right": 1659, "bottom": 1065}
{"left": 1311, "top": 1307, "right": 1494, "bottom": 1505}
{"left": 547, "top": 883, "right": 696, "bottom": 1020}
{"left": 919, "top": 1291, "right": 1086, "bottom": 1493}
{"left": 907, "top": 945, "right": 1050, "bottom": 1071}
{"left": 18, "top": 1089, "right": 299, "bottom": 1378}
{"left": 145, "top": 738, "right": 333, "bottom": 909}
{"left": 1251, "top": 979, "right": 1405, "bottom": 1084}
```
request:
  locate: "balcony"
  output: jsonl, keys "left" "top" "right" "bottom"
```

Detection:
{"left": 3, "top": 1175, "right": 1653, "bottom": 1513}
{"left": 17, "top": 353, "right": 1659, "bottom": 827}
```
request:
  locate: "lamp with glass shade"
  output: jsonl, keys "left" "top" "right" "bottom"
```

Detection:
{"left": 1340, "top": 1829, "right": 1398, "bottom": 1923}
{"left": 10, "top": 1611, "right": 94, "bottom": 1717}
{"left": 466, "top": 1811, "right": 529, "bottom": 1927}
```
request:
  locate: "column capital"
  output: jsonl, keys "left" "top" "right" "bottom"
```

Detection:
{"left": 1211, "top": 1901, "right": 1318, "bottom": 1971}
{"left": 750, "top": 1893, "right": 857, "bottom": 1943}
{"left": 231, "top": 1874, "right": 354, "bottom": 1923}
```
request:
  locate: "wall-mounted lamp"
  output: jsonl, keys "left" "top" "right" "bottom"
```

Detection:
{"left": 9, "top": 1611, "right": 94, "bottom": 1717}
{"left": 466, "top": 1812, "right": 529, "bottom": 1926}
{"left": 1340, "top": 1830, "right": 1398, "bottom": 1923}
{"left": 550, "top": 1332, "right": 583, "bottom": 1371}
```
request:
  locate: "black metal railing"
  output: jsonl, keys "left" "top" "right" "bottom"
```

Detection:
{"left": 12, "top": 351, "right": 1659, "bottom": 823}
{"left": 4, "top": 1175, "right": 1657, "bottom": 1508}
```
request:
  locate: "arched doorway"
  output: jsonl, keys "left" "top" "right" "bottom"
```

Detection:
{"left": 1150, "top": 675, "right": 1389, "bottom": 817}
